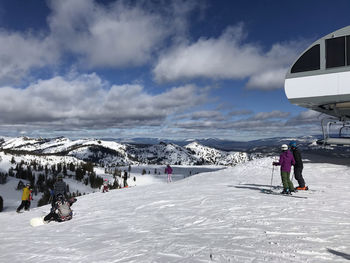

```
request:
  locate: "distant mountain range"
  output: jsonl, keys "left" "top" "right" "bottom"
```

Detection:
{"left": 0, "top": 136, "right": 261, "bottom": 166}
{"left": 114, "top": 136, "right": 322, "bottom": 152}
{"left": 2, "top": 135, "right": 342, "bottom": 167}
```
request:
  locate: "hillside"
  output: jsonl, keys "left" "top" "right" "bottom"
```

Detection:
{"left": 0, "top": 136, "right": 253, "bottom": 166}
{"left": 0, "top": 157, "right": 349, "bottom": 262}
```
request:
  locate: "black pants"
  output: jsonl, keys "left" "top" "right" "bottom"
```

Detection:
{"left": 44, "top": 212, "right": 61, "bottom": 222}
{"left": 17, "top": 200, "right": 30, "bottom": 212}
{"left": 294, "top": 166, "right": 305, "bottom": 187}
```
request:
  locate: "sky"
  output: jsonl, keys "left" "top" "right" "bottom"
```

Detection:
{"left": 0, "top": 0, "right": 349, "bottom": 141}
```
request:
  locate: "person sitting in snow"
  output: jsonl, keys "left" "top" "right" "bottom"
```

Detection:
{"left": 273, "top": 144, "right": 295, "bottom": 194}
{"left": 101, "top": 179, "right": 109, "bottom": 193}
{"left": 16, "top": 183, "right": 31, "bottom": 213}
{"left": 44, "top": 194, "right": 77, "bottom": 223}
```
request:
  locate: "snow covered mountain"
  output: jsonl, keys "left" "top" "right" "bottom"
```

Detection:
{"left": 0, "top": 136, "right": 253, "bottom": 166}
{"left": 185, "top": 141, "right": 250, "bottom": 165}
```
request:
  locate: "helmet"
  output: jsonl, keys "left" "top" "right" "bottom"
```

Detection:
{"left": 56, "top": 193, "right": 64, "bottom": 201}
{"left": 289, "top": 141, "right": 297, "bottom": 148}
{"left": 281, "top": 144, "right": 288, "bottom": 151}
{"left": 26, "top": 183, "right": 30, "bottom": 187}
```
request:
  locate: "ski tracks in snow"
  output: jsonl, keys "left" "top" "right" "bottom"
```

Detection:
{"left": 0, "top": 157, "right": 349, "bottom": 262}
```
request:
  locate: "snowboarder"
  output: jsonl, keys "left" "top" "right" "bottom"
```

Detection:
{"left": 101, "top": 179, "right": 109, "bottom": 193}
{"left": 273, "top": 144, "right": 295, "bottom": 194}
{"left": 123, "top": 171, "right": 128, "bottom": 188}
{"left": 16, "top": 183, "right": 31, "bottom": 213}
{"left": 165, "top": 164, "right": 173, "bottom": 183}
{"left": 289, "top": 141, "right": 308, "bottom": 190}
{"left": 44, "top": 194, "right": 76, "bottom": 223}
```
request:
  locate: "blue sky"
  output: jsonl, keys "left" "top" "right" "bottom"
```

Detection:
{"left": 0, "top": 0, "right": 349, "bottom": 140}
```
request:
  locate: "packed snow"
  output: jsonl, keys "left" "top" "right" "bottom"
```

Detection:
{"left": 0, "top": 157, "right": 349, "bottom": 262}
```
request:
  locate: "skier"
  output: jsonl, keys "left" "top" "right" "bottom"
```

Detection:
{"left": 273, "top": 144, "right": 295, "bottom": 194}
{"left": 101, "top": 179, "right": 109, "bottom": 193}
{"left": 16, "top": 183, "right": 31, "bottom": 213}
{"left": 44, "top": 194, "right": 76, "bottom": 223}
{"left": 165, "top": 164, "right": 173, "bottom": 183}
{"left": 123, "top": 171, "right": 128, "bottom": 188}
{"left": 289, "top": 141, "right": 308, "bottom": 190}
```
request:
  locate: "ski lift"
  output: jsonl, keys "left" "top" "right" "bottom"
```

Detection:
{"left": 285, "top": 25, "right": 350, "bottom": 145}
{"left": 318, "top": 116, "right": 350, "bottom": 145}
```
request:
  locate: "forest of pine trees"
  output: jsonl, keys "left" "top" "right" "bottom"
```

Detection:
{"left": 3, "top": 156, "right": 110, "bottom": 207}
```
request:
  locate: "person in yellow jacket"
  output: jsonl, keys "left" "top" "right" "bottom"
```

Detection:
{"left": 16, "top": 183, "right": 31, "bottom": 213}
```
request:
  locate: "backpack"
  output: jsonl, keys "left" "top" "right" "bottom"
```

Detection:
{"left": 57, "top": 200, "right": 73, "bottom": 221}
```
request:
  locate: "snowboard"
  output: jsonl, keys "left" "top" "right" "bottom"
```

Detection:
{"left": 30, "top": 216, "right": 46, "bottom": 227}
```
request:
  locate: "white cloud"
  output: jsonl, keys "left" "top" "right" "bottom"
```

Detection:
{"left": 153, "top": 24, "right": 308, "bottom": 89}
{"left": 0, "top": 0, "right": 201, "bottom": 84}
{"left": 0, "top": 73, "right": 208, "bottom": 130}
{"left": 228, "top": 109, "right": 253, "bottom": 116}
{"left": 47, "top": 0, "right": 197, "bottom": 68}
{"left": 249, "top": 110, "right": 290, "bottom": 120}
{"left": 286, "top": 110, "right": 323, "bottom": 125}
{"left": 0, "top": 30, "right": 58, "bottom": 84}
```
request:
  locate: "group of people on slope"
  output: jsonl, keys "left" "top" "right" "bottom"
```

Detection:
{"left": 17, "top": 175, "right": 76, "bottom": 223}
{"left": 273, "top": 141, "right": 307, "bottom": 194}
{"left": 17, "top": 164, "right": 174, "bottom": 220}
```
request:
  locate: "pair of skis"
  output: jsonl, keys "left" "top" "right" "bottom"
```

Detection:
{"left": 261, "top": 188, "right": 308, "bottom": 199}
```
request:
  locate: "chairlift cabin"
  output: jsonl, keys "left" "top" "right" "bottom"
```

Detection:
{"left": 285, "top": 25, "right": 350, "bottom": 145}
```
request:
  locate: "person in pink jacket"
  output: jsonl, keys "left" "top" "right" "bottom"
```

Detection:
{"left": 273, "top": 144, "right": 295, "bottom": 194}
{"left": 165, "top": 164, "right": 173, "bottom": 183}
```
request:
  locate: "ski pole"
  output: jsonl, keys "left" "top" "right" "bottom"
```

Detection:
{"left": 270, "top": 165, "right": 274, "bottom": 190}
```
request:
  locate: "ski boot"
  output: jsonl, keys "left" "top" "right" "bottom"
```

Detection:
{"left": 296, "top": 186, "right": 308, "bottom": 190}
{"left": 281, "top": 189, "right": 291, "bottom": 195}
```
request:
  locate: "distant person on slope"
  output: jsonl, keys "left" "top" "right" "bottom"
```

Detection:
{"left": 53, "top": 176, "right": 67, "bottom": 206}
{"left": 16, "top": 183, "right": 31, "bottom": 213}
{"left": 289, "top": 141, "right": 308, "bottom": 190}
{"left": 273, "top": 144, "right": 295, "bottom": 194}
{"left": 165, "top": 164, "right": 173, "bottom": 183}
{"left": 123, "top": 171, "right": 128, "bottom": 188}
{"left": 101, "top": 179, "right": 109, "bottom": 193}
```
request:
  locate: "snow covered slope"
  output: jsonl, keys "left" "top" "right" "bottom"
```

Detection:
{"left": 0, "top": 157, "right": 349, "bottom": 262}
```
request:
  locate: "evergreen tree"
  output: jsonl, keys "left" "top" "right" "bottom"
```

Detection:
{"left": 75, "top": 168, "right": 84, "bottom": 181}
